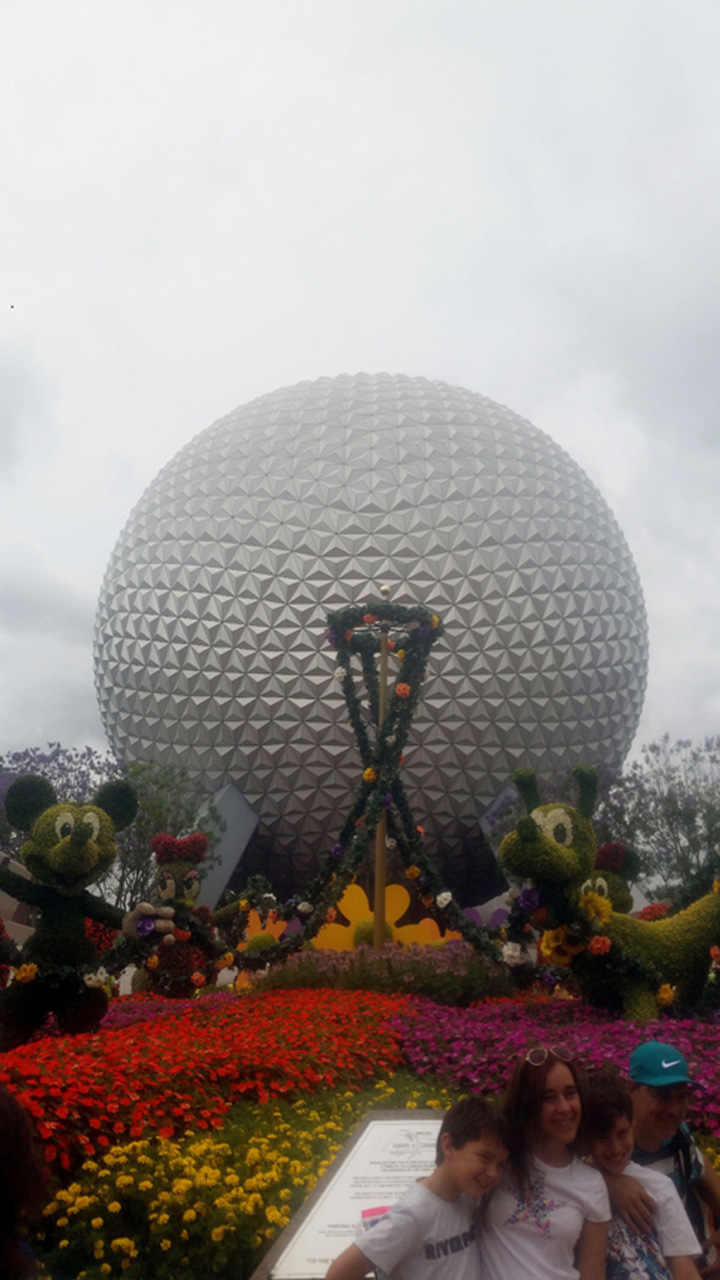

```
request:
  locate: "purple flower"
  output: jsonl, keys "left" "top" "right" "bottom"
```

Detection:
{"left": 331, "top": 843, "right": 344, "bottom": 860}
{"left": 136, "top": 916, "right": 156, "bottom": 938}
{"left": 384, "top": 793, "right": 393, "bottom": 808}
{"left": 518, "top": 887, "right": 540, "bottom": 913}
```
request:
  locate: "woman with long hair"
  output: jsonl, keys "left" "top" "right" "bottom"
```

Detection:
{"left": 0, "top": 1085, "right": 46, "bottom": 1278}
{"left": 478, "top": 1044, "right": 610, "bottom": 1280}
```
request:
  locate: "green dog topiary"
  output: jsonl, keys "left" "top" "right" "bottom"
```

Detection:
{"left": 500, "top": 765, "right": 720, "bottom": 1022}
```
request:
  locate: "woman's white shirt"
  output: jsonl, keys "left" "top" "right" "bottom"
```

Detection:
{"left": 478, "top": 1154, "right": 610, "bottom": 1280}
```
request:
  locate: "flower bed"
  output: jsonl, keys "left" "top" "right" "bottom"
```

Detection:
{"left": 254, "top": 940, "right": 513, "bottom": 1004}
{"left": 394, "top": 997, "right": 720, "bottom": 1135}
{"left": 1, "top": 989, "right": 408, "bottom": 1173}
{"left": 17, "top": 986, "right": 720, "bottom": 1276}
{"left": 37, "top": 1072, "right": 460, "bottom": 1279}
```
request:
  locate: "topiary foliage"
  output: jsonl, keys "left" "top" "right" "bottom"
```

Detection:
{"left": 499, "top": 766, "right": 720, "bottom": 1021}
{"left": 0, "top": 775, "right": 142, "bottom": 1048}
{"left": 231, "top": 599, "right": 501, "bottom": 970}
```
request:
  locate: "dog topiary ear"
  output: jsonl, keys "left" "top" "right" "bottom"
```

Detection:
{"left": 572, "top": 764, "right": 598, "bottom": 818}
{"left": 4, "top": 775, "right": 58, "bottom": 831}
{"left": 512, "top": 768, "right": 541, "bottom": 813}
{"left": 92, "top": 780, "right": 138, "bottom": 831}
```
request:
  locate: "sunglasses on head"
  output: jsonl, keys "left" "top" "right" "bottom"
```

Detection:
{"left": 525, "top": 1045, "right": 575, "bottom": 1067}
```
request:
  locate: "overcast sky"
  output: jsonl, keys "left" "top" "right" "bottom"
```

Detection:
{"left": 2, "top": 1, "right": 719, "bottom": 765}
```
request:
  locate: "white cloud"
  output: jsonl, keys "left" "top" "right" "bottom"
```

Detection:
{"left": 1, "top": 0, "right": 720, "bottom": 764}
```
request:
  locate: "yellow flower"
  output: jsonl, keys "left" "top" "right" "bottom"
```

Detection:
{"left": 579, "top": 891, "right": 613, "bottom": 927}
{"left": 183, "top": 1208, "right": 197, "bottom": 1223}
{"left": 363, "top": 767, "right": 377, "bottom": 783}
{"left": 146, "top": 954, "right": 159, "bottom": 970}
{"left": 430, "top": 615, "right": 440, "bottom": 628}
{"left": 713, "top": 879, "right": 720, "bottom": 895}
{"left": 405, "top": 865, "right": 421, "bottom": 880}
{"left": 538, "top": 925, "right": 585, "bottom": 967}
{"left": 160, "top": 1239, "right": 172, "bottom": 1251}
{"left": 657, "top": 983, "right": 676, "bottom": 1008}
{"left": 108, "top": 1202, "right": 121, "bottom": 1213}
{"left": 239, "top": 899, "right": 249, "bottom": 911}
{"left": 14, "top": 963, "right": 38, "bottom": 983}
{"left": 91, "top": 1217, "right": 104, "bottom": 1229}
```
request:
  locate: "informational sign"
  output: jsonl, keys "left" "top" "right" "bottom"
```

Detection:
{"left": 269, "top": 1112, "right": 442, "bottom": 1280}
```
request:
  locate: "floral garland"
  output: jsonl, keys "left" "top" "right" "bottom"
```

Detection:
{"left": 231, "top": 599, "right": 501, "bottom": 969}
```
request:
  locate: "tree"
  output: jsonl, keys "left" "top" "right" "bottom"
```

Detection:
{"left": 99, "top": 759, "right": 222, "bottom": 909}
{"left": 597, "top": 735, "right": 720, "bottom": 902}
{"left": 0, "top": 745, "right": 222, "bottom": 910}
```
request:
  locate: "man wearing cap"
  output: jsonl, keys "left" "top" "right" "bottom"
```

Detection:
{"left": 609, "top": 1041, "right": 720, "bottom": 1277}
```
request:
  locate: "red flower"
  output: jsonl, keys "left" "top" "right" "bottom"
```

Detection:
{"left": 395, "top": 683, "right": 411, "bottom": 699}
{"left": 588, "top": 935, "right": 612, "bottom": 955}
{"left": 637, "top": 902, "right": 668, "bottom": 922}
{"left": 0, "top": 990, "right": 409, "bottom": 1175}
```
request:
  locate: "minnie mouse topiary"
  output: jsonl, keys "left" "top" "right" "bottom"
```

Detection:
{"left": 131, "top": 833, "right": 224, "bottom": 998}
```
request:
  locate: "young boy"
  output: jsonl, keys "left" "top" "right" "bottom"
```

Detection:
{"left": 584, "top": 1071, "right": 702, "bottom": 1280}
{"left": 325, "top": 1097, "right": 509, "bottom": 1280}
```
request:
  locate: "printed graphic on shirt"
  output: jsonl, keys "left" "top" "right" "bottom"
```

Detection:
{"left": 504, "top": 1176, "right": 568, "bottom": 1238}
{"left": 423, "top": 1225, "right": 476, "bottom": 1259}
{"left": 607, "top": 1217, "right": 672, "bottom": 1280}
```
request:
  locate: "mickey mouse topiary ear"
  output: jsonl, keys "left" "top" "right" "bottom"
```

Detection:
{"left": 512, "top": 768, "right": 541, "bottom": 813}
{"left": 4, "top": 774, "right": 58, "bottom": 831}
{"left": 92, "top": 779, "right": 138, "bottom": 830}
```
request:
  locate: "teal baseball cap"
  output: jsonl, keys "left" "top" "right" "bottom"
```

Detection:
{"left": 629, "top": 1042, "right": 694, "bottom": 1088}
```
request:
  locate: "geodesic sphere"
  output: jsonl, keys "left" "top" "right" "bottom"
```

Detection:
{"left": 94, "top": 373, "right": 648, "bottom": 878}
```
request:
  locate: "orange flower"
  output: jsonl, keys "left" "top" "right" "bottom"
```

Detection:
{"left": 345, "top": 630, "right": 354, "bottom": 641}
{"left": 395, "top": 683, "right": 411, "bottom": 699}
{"left": 363, "top": 613, "right": 377, "bottom": 624}
{"left": 325, "top": 908, "right": 337, "bottom": 923}
{"left": 405, "top": 865, "right": 421, "bottom": 880}
{"left": 588, "top": 934, "right": 612, "bottom": 955}
{"left": 363, "top": 767, "right": 378, "bottom": 783}
{"left": 145, "top": 955, "right": 159, "bottom": 971}
{"left": 710, "top": 945, "right": 720, "bottom": 964}
{"left": 416, "top": 825, "right": 425, "bottom": 837}
{"left": 191, "top": 971, "right": 206, "bottom": 987}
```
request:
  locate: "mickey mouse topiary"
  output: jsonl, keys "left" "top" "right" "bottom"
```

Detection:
{"left": 0, "top": 773, "right": 148, "bottom": 1048}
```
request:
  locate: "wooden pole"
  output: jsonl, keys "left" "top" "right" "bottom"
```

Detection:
{"left": 372, "top": 586, "right": 391, "bottom": 949}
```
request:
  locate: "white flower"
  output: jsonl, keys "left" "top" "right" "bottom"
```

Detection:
{"left": 436, "top": 891, "right": 452, "bottom": 909}
{"left": 501, "top": 942, "right": 527, "bottom": 968}
{"left": 83, "top": 967, "right": 109, "bottom": 989}
{"left": 385, "top": 734, "right": 396, "bottom": 746}
{"left": 385, "top": 837, "right": 397, "bottom": 850}
{"left": 297, "top": 901, "right": 313, "bottom": 915}
{"left": 334, "top": 667, "right": 347, "bottom": 681}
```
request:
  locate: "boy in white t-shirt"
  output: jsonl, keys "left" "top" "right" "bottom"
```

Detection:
{"left": 583, "top": 1071, "right": 702, "bottom": 1280}
{"left": 325, "top": 1097, "right": 509, "bottom": 1280}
